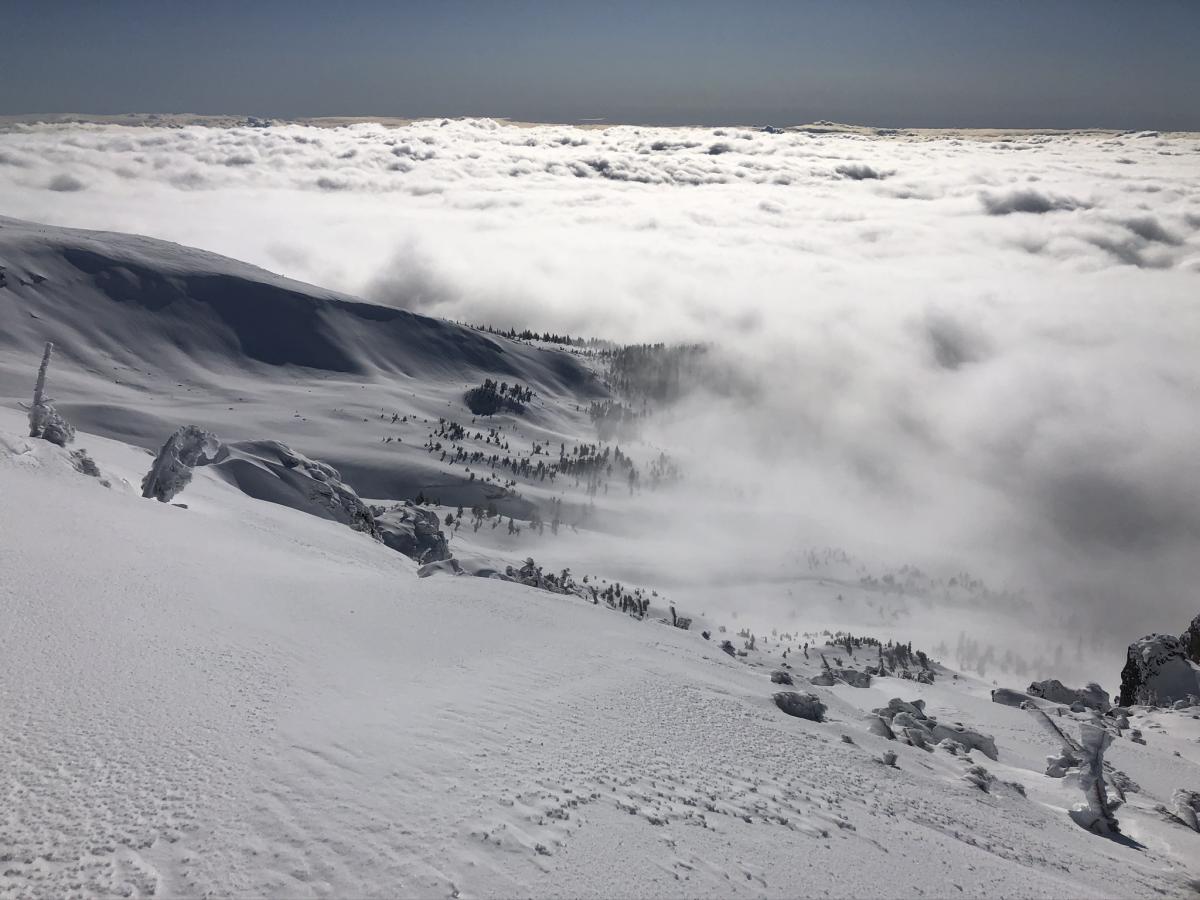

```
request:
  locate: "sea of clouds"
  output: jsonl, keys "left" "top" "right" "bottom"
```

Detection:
{"left": 2, "top": 118, "right": 1199, "bottom": 646}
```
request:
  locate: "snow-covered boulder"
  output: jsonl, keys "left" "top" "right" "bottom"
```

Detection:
{"left": 1045, "top": 746, "right": 1080, "bottom": 778}
{"left": 891, "top": 711, "right": 925, "bottom": 731}
{"left": 1027, "top": 679, "right": 1110, "bottom": 712}
{"left": 864, "top": 714, "right": 896, "bottom": 740}
{"left": 770, "top": 670, "right": 794, "bottom": 685}
{"left": 417, "top": 558, "right": 464, "bottom": 578}
{"left": 1173, "top": 789, "right": 1200, "bottom": 832}
{"left": 902, "top": 727, "right": 933, "bottom": 751}
{"left": 873, "top": 697, "right": 998, "bottom": 759}
{"left": 835, "top": 668, "right": 871, "bottom": 688}
{"left": 991, "top": 687, "right": 1035, "bottom": 708}
{"left": 809, "top": 668, "right": 870, "bottom": 688}
{"left": 1118, "top": 634, "right": 1200, "bottom": 707}
{"left": 773, "top": 691, "right": 826, "bottom": 722}
{"left": 376, "top": 502, "right": 452, "bottom": 563}
{"left": 876, "top": 698, "right": 927, "bottom": 720}
{"left": 210, "top": 440, "right": 380, "bottom": 539}
{"left": 928, "top": 722, "right": 999, "bottom": 760}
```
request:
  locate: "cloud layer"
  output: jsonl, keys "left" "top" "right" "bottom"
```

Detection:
{"left": 3, "top": 119, "right": 1200, "bottom": 648}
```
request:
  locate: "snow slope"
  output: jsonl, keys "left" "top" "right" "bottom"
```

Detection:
{"left": 3, "top": 406, "right": 1200, "bottom": 899}
{"left": 0, "top": 215, "right": 600, "bottom": 508}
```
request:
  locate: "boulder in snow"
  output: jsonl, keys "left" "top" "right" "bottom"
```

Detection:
{"left": 376, "top": 501, "right": 452, "bottom": 563}
{"left": 876, "top": 698, "right": 927, "bottom": 720}
{"left": 928, "top": 722, "right": 999, "bottom": 760}
{"left": 1118, "top": 634, "right": 1200, "bottom": 707}
{"left": 1027, "top": 679, "right": 1110, "bottom": 712}
{"left": 210, "top": 440, "right": 380, "bottom": 539}
{"left": 1172, "top": 789, "right": 1199, "bottom": 832}
{"left": 773, "top": 691, "right": 826, "bottom": 722}
{"left": 991, "top": 687, "right": 1035, "bottom": 708}
{"left": 834, "top": 668, "right": 871, "bottom": 688}
{"left": 417, "top": 558, "right": 464, "bottom": 578}
{"left": 864, "top": 714, "right": 896, "bottom": 740}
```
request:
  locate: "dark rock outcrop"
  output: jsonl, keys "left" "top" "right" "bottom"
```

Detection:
{"left": 1182, "top": 614, "right": 1200, "bottom": 664}
{"left": 1119, "top": 634, "right": 1200, "bottom": 707}
{"left": 773, "top": 691, "right": 827, "bottom": 722}
{"left": 376, "top": 502, "right": 452, "bottom": 563}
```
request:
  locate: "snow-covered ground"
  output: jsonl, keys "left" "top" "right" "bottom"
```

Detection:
{"left": 3, "top": 407, "right": 1200, "bottom": 898}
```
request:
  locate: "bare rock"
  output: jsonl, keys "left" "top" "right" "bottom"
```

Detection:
{"left": 1119, "top": 634, "right": 1200, "bottom": 707}
{"left": 773, "top": 691, "right": 827, "bottom": 722}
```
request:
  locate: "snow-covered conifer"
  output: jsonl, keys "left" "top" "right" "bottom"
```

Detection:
{"left": 141, "top": 425, "right": 221, "bottom": 502}
{"left": 27, "top": 341, "right": 75, "bottom": 446}
{"left": 1068, "top": 722, "right": 1120, "bottom": 834}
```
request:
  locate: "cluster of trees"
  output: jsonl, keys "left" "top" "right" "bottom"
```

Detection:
{"left": 468, "top": 323, "right": 615, "bottom": 349}
{"left": 464, "top": 379, "right": 532, "bottom": 416}
{"left": 598, "top": 343, "right": 709, "bottom": 404}
{"left": 422, "top": 424, "right": 643, "bottom": 498}
{"left": 501, "top": 561, "right": 660, "bottom": 627}
{"left": 647, "top": 451, "right": 681, "bottom": 489}
{"left": 586, "top": 579, "right": 654, "bottom": 619}
{"left": 554, "top": 441, "right": 638, "bottom": 496}
{"left": 587, "top": 399, "right": 642, "bottom": 441}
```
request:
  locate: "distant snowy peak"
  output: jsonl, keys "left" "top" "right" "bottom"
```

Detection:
{"left": 0, "top": 216, "right": 597, "bottom": 393}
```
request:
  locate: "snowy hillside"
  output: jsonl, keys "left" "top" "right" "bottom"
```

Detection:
{"left": 3, "top": 404, "right": 1200, "bottom": 898}
{"left": 2, "top": 216, "right": 1200, "bottom": 898}
{"left": 0, "top": 216, "right": 600, "bottom": 509}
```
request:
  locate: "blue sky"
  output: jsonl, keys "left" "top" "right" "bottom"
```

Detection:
{"left": 3, "top": 0, "right": 1198, "bottom": 128}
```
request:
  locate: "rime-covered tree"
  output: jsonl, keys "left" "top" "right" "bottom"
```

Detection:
{"left": 141, "top": 425, "right": 221, "bottom": 502}
{"left": 27, "top": 342, "right": 75, "bottom": 447}
{"left": 1068, "top": 722, "right": 1120, "bottom": 834}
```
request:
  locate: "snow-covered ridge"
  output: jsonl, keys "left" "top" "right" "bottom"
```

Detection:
{"left": 0, "top": 215, "right": 594, "bottom": 387}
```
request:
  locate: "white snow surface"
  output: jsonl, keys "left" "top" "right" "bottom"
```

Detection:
{"left": 3, "top": 404, "right": 1200, "bottom": 898}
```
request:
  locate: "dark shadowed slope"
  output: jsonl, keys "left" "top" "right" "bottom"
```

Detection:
{"left": 0, "top": 216, "right": 598, "bottom": 392}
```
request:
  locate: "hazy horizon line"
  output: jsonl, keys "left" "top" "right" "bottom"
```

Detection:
{"left": 2, "top": 111, "right": 1195, "bottom": 136}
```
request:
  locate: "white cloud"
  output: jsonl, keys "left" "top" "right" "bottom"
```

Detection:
{"left": 2, "top": 119, "right": 1199, "bottom": 646}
